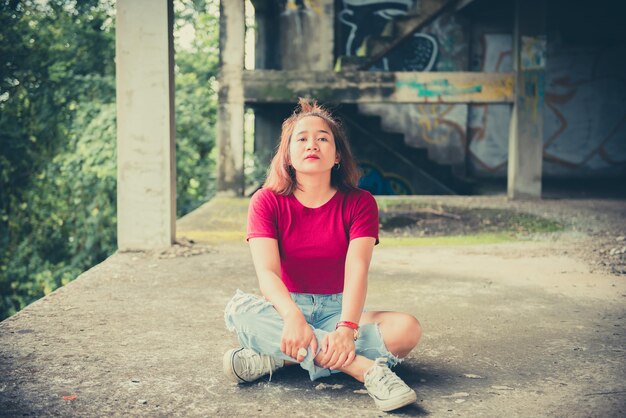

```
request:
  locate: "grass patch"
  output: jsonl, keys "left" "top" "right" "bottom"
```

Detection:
{"left": 376, "top": 199, "right": 564, "bottom": 237}
{"left": 380, "top": 233, "right": 517, "bottom": 247}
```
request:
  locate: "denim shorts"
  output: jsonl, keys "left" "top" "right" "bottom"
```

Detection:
{"left": 224, "top": 289, "right": 400, "bottom": 381}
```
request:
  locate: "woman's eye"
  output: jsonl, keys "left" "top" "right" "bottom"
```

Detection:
{"left": 297, "top": 137, "right": 306, "bottom": 142}
{"left": 318, "top": 137, "right": 328, "bottom": 142}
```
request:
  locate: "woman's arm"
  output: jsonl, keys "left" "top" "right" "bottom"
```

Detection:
{"left": 249, "top": 237, "right": 318, "bottom": 361}
{"left": 341, "top": 236, "right": 376, "bottom": 324}
{"left": 318, "top": 237, "right": 376, "bottom": 370}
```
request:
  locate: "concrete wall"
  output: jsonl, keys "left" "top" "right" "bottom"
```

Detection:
{"left": 335, "top": 0, "right": 626, "bottom": 181}
{"left": 469, "top": 36, "right": 626, "bottom": 178}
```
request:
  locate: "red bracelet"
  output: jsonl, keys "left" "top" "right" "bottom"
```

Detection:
{"left": 336, "top": 320, "right": 359, "bottom": 330}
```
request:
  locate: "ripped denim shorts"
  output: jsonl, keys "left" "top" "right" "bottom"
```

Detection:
{"left": 224, "top": 289, "right": 400, "bottom": 381}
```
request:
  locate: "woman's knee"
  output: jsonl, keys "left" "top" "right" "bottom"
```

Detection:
{"left": 381, "top": 313, "right": 422, "bottom": 357}
{"left": 224, "top": 291, "right": 273, "bottom": 332}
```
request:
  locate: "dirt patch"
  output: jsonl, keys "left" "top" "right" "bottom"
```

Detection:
{"left": 377, "top": 199, "right": 626, "bottom": 276}
{"left": 380, "top": 207, "right": 563, "bottom": 237}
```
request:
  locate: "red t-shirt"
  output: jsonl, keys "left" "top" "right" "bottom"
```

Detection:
{"left": 247, "top": 187, "right": 379, "bottom": 294}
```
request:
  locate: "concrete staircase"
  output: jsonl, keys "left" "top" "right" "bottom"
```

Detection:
{"left": 334, "top": 0, "right": 472, "bottom": 192}
{"left": 339, "top": 105, "right": 469, "bottom": 195}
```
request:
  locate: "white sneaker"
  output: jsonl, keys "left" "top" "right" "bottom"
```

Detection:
{"left": 364, "top": 358, "right": 417, "bottom": 412}
{"left": 223, "top": 348, "right": 284, "bottom": 384}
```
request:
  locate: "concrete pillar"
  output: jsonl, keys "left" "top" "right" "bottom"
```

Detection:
{"left": 280, "top": 0, "right": 334, "bottom": 71}
{"left": 217, "top": 1, "right": 245, "bottom": 195}
{"left": 254, "top": 106, "right": 283, "bottom": 168}
{"left": 116, "top": 0, "right": 176, "bottom": 250}
{"left": 507, "top": 0, "right": 546, "bottom": 199}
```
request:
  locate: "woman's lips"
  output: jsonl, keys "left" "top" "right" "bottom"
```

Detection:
{"left": 305, "top": 156, "right": 319, "bottom": 160}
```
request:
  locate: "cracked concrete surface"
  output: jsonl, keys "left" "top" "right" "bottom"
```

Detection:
{"left": 1, "top": 196, "right": 624, "bottom": 417}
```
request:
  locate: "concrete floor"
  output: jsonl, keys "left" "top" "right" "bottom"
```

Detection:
{"left": 1, "top": 197, "right": 624, "bottom": 417}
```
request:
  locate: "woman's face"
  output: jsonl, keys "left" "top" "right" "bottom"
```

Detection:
{"left": 289, "top": 116, "right": 339, "bottom": 176}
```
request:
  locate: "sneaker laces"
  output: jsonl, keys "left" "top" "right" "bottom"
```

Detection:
{"left": 241, "top": 349, "right": 278, "bottom": 382}
{"left": 367, "top": 358, "right": 406, "bottom": 394}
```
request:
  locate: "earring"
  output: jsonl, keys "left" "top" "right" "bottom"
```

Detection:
{"left": 334, "top": 162, "right": 341, "bottom": 170}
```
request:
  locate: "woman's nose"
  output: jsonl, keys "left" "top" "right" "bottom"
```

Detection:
{"left": 306, "top": 139, "right": 318, "bottom": 150}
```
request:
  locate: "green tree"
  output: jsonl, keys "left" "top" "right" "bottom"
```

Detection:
{"left": 1, "top": 0, "right": 117, "bottom": 318}
{"left": 174, "top": 0, "right": 219, "bottom": 215}
{"left": 0, "top": 0, "right": 219, "bottom": 319}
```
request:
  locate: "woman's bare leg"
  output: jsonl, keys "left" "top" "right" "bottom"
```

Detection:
{"left": 288, "top": 355, "right": 373, "bottom": 382}
{"left": 359, "top": 311, "right": 422, "bottom": 358}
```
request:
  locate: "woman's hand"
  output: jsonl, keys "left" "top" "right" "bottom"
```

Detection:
{"left": 281, "top": 315, "right": 318, "bottom": 362}
{"left": 317, "top": 327, "right": 356, "bottom": 370}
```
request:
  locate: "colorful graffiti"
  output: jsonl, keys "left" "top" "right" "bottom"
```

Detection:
{"left": 358, "top": 162, "right": 414, "bottom": 195}
{"left": 359, "top": 103, "right": 467, "bottom": 165}
{"left": 338, "top": 0, "right": 437, "bottom": 71}
{"left": 283, "top": 0, "right": 322, "bottom": 14}
{"left": 468, "top": 34, "right": 512, "bottom": 175}
{"left": 469, "top": 34, "right": 626, "bottom": 177}
{"left": 396, "top": 78, "right": 482, "bottom": 97}
{"left": 338, "top": 1, "right": 469, "bottom": 174}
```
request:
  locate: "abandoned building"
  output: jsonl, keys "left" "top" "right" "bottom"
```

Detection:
{"left": 114, "top": 0, "right": 624, "bottom": 250}
{"left": 218, "top": 0, "right": 625, "bottom": 197}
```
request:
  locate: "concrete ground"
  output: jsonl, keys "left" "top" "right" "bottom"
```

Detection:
{"left": 1, "top": 196, "right": 625, "bottom": 417}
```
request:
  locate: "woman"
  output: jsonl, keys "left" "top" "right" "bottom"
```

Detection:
{"left": 223, "top": 99, "right": 422, "bottom": 412}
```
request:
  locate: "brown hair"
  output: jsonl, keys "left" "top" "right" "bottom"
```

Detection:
{"left": 263, "top": 98, "right": 360, "bottom": 195}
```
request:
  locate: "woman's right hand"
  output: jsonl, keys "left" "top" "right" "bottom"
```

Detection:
{"left": 281, "top": 315, "right": 318, "bottom": 362}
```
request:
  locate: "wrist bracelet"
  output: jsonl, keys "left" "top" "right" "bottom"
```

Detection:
{"left": 335, "top": 320, "right": 359, "bottom": 330}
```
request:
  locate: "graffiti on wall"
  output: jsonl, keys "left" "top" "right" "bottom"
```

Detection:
{"left": 337, "top": 0, "right": 469, "bottom": 182}
{"left": 469, "top": 34, "right": 626, "bottom": 176}
{"left": 468, "top": 34, "right": 512, "bottom": 175}
{"left": 283, "top": 0, "right": 322, "bottom": 14}
{"left": 338, "top": 0, "right": 437, "bottom": 71}
{"left": 358, "top": 161, "right": 414, "bottom": 195}
{"left": 542, "top": 45, "right": 626, "bottom": 174}
{"left": 396, "top": 78, "right": 481, "bottom": 97}
{"left": 359, "top": 103, "right": 467, "bottom": 165}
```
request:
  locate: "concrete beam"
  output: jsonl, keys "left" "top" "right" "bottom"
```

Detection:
{"left": 116, "top": 0, "right": 176, "bottom": 250}
{"left": 507, "top": 0, "right": 546, "bottom": 199}
{"left": 217, "top": 1, "right": 245, "bottom": 196}
{"left": 243, "top": 70, "right": 514, "bottom": 104}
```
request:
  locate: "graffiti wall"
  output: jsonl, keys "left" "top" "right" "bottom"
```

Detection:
{"left": 270, "top": 0, "right": 626, "bottom": 191}
{"left": 358, "top": 162, "right": 414, "bottom": 195}
{"left": 337, "top": 0, "right": 469, "bottom": 194}
{"left": 338, "top": 0, "right": 438, "bottom": 71}
{"left": 469, "top": 35, "right": 626, "bottom": 177}
{"left": 467, "top": 34, "right": 512, "bottom": 176}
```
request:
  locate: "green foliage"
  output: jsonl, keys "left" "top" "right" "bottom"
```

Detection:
{"left": 174, "top": 1, "right": 219, "bottom": 214}
{"left": 4, "top": 96, "right": 117, "bottom": 311}
{"left": 0, "top": 0, "right": 219, "bottom": 319}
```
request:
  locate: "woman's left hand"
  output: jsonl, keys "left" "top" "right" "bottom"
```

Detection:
{"left": 318, "top": 327, "right": 356, "bottom": 370}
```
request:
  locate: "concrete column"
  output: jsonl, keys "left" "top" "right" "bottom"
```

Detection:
{"left": 116, "top": 0, "right": 176, "bottom": 250}
{"left": 507, "top": 0, "right": 546, "bottom": 199}
{"left": 280, "top": 0, "right": 334, "bottom": 71}
{"left": 254, "top": 106, "right": 283, "bottom": 167}
{"left": 217, "top": 1, "right": 245, "bottom": 195}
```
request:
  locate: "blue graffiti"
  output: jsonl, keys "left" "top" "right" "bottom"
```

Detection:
{"left": 358, "top": 162, "right": 413, "bottom": 195}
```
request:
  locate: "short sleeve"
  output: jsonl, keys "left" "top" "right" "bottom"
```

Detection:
{"left": 348, "top": 191, "right": 379, "bottom": 245}
{"left": 247, "top": 189, "right": 279, "bottom": 241}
